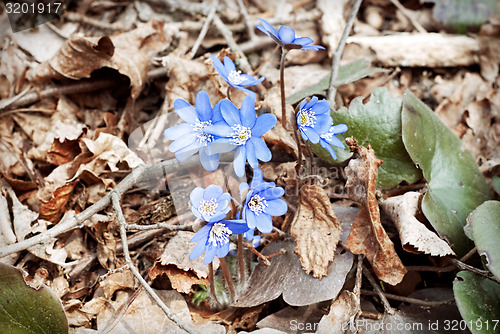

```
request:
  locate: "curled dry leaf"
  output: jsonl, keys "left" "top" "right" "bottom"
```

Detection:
{"left": 315, "top": 291, "right": 359, "bottom": 334}
{"left": 290, "top": 184, "right": 341, "bottom": 279}
{"left": 380, "top": 192, "right": 455, "bottom": 257}
{"left": 29, "top": 21, "right": 167, "bottom": 99}
{"left": 150, "top": 231, "right": 215, "bottom": 294}
{"left": 344, "top": 139, "right": 407, "bottom": 285}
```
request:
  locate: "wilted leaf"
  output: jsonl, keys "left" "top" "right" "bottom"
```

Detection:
{"left": 315, "top": 291, "right": 359, "bottom": 334}
{"left": 39, "top": 180, "right": 78, "bottom": 223}
{"left": 256, "top": 302, "right": 327, "bottom": 334}
{"left": 454, "top": 271, "right": 500, "bottom": 334}
{"left": 286, "top": 59, "right": 386, "bottom": 105}
{"left": 150, "top": 231, "right": 212, "bottom": 294}
{"left": 316, "top": 87, "right": 422, "bottom": 188}
{"left": 467, "top": 200, "right": 500, "bottom": 280}
{"left": 233, "top": 240, "right": 353, "bottom": 307}
{"left": 402, "top": 89, "right": 492, "bottom": 256}
{"left": 290, "top": 185, "right": 341, "bottom": 278}
{"left": 380, "top": 192, "right": 455, "bottom": 257}
{"left": 345, "top": 140, "right": 407, "bottom": 285}
{"left": 97, "top": 289, "right": 225, "bottom": 334}
{"left": 0, "top": 263, "right": 68, "bottom": 334}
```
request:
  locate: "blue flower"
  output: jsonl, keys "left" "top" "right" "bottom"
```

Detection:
{"left": 240, "top": 169, "right": 287, "bottom": 234}
{"left": 190, "top": 185, "right": 232, "bottom": 223}
{"left": 190, "top": 220, "right": 249, "bottom": 265}
{"left": 319, "top": 124, "right": 348, "bottom": 160}
{"left": 210, "top": 55, "right": 265, "bottom": 95}
{"left": 164, "top": 91, "right": 223, "bottom": 171}
{"left": 205, "top": 95, "right": 277, "bottom": 177}
{"left": 256, "top": 18, "right": 325, "bottom": 51}
{"left": 244, "top": 228, "right": 261, "bottom": 248}
{"left": 296, "top": 96, "right": 333, "bottom": 144}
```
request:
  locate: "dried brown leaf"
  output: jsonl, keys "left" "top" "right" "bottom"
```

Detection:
{"left": 344, "top": 140, "right": 407, "bottom": 285}
{"left": 290, "top": 185, "right": 342, "bottom": 279}
{"left": 39, "top": 180, "right": 78, "bottom": 223}
{"left": 315, "top": 291, "right": 359, "bottom": 334}
{"left": 380, "top": 192, "right": 455, "bottom": 256}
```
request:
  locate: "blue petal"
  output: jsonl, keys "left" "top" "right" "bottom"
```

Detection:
{"left": 311, "top": 100, "right": 330, "bottom": 115}
{"left": 216, "top": 241, "right": 230, "bottom": 259}
{"left": 240, "top": 74, "right": 265, "bottom": 86}
{"left": 164, "top": 123, "right": 192, "bottom": 140}
{"left": 223, "top": 56, "right": 236, "bottom": 73}
{"left": 315, "top": 114, "right": 333, "bottom": 133}
{"left": 190, "top": 187, "right": 205, "bottom": 208}
{"left": 205, "top": 123, "right": 233, "bottom": 137}
{"left": 208, "top": 140, "right": 237, "bottom": 154}
{"left": 169, "top": 132, "right": 198, "bottom": 152}
{"left": 252, "top": 113, "right": 277, "bottom": 137}
{"left": 220, "top": 100, "right": 241, "bottom": 126}
{"left": 265, "top": 199, "right": 288, "bottom": 216}
{"left": 240, "top": 95, "right": 257, "bottom": 128}
{"left": 278, "top": 26, "right": 296, "bottom": 44}
{"left": 233, "top": 146, "right": 246, "bottom": 177}
{"left": 301, "top": 45, "right": 325, "bottom": 51}
{"left": 203, "top": 245, "right": 217, "bottom": 264}
{"left": 245, "top": 210, "right": 257, "bottom": 229}
{"left": 329, "top": 135, "right": 345, "bottom": 149}
{"left": 218, "top": 193, "right": 231, "bottom": 206}
{"left": 255, "top": 214, "right": 272, "bottom": 233}
{"left": 175, "top": 143, "right": 200, "bottom": 161}
{"left": 246, "top": 139, "right": 258, "bottom": 169}
{"left": 251, "top": 137, "right": 272, "bottom": 162}
{"left": 258, "top": 19, "right": 279, "bottom": 39}
{"left": 320, "top": 140, "right": 337, "bottom": 160}
{"left": 250, "top": 168, "right": 263, "bottom": 188}
{"left": 239, "top": 182, "right": 250, "bottom": 194}
{"left": 210, "top": 55, "right": 228, "bottom": 78}
{"left": 331, "top": 124, "right": 348, "bottom": 134}
{"left": 223, "top": 219, "right": 250, "bottom": 234}
{"left": 196, "top": 91, "right": 212, "bottom": 122}
{"left": 190, "top": 239, "right": 207, "bottom": 260}
{"left": 212, "top": 101, "right": 224, "bottom": 123}
{"left": 303, "top": 96, "right": 318, "bottom": 110}
{"left": 245, "top": 228, "right": 255, "bottom": 241}
{"left": 300, "top": 128, "right": 309, "bottom": 142}
{"left": 204, "top": 184, "right": 223, "bottom": 200}
{"left": 293, "top": 36, "right": 313, "bottom": 46}
{"left": 252, "top": 235, "right": 261, "bottom": 248}
{"left": 303, "top": 127, "right": 320, "bottom": 144}
{"left": 191, "top": 224, "right": 211, "bottom": 242}
{"left": 199, "top": 147, "right": 219, "bottom": 171}
{"left": 174, "top": 99, "right": 198, "bottom": 124}
{"left": 261, "top": 187, "right": 285, "bottom": 200}
{"left": 299, "top": 99, "right": 307, "bottom": 110}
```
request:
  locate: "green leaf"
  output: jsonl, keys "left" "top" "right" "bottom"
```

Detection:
{"left": 0, "top": 263, "right": 68, "bottom": 334}
{"left": 314, "top": 87, "right": 422, "bottom": 189}
{"left": 453, "top": 271, "right": 500, "bottom": 334}
{"left": 468, "top": 201, "right": 500, "bottom": 280}
{"left": 401, "top": 89, "right": 492, "bottom": 256}
{"left": 426, "top": 0, "right": 498, "bottom": 33}
{"left": 286, "top": 59, "right": 386, "bottom": 105}
{"left": 493, "top": 176, "right": 500, "bottom": 196}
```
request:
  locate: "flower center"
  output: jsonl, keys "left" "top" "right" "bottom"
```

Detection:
{"left": 228, "top": 70, "right": 246, "bottom": 85}
{"left": 230, "top": 124, "right": 252, "bottom": 145}
{"left": 247, "top": 194, "right": 268, "bottom": 215}
{"left": 297, "top": 108, "right": 316, "bottom": 128}
{"left": 192, "top": 120, "right": 214, "bottom": 145}
{"left": 198, "top": 198, "right": 218, "bottom": 217}
{"left": 208, "top": 222, "right": 232, "bottom": 247}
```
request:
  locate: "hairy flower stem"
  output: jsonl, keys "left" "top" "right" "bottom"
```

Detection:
{"left": 227, "top": 86, "right": 232, "bottom": 101}
{"left": 219, "top": 257, "right": 236, "bottom": 301}
{"left": 208, "top": 263, "right": 220, "bottom": 307}
{"left": 237, "top": 234, "right": 245, "bottom": 284}
{"left": 279, "top": 48, "right": 288, "bottom": 129}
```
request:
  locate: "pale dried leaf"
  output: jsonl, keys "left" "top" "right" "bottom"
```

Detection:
{"left": 291, "top": 185, "right": 341, "bottom": 278}
{"left": 318, "top": 0, "right": 349, "bottom": 55}
{"left": 150, "top": 231, "right": 215, "bottom": 294}
{"left": 97, "top": 289, "right": 225, "bottom": 334}
{"left": 380, "top": 192, "right": 455, "bottom": 256}
{"left": 345, "top": 140, "right": 407, "bottom": 285}
{"left": 256, "top": 303, "right": 328, "bottom": 334}
{"left": 315, "top": 291, "right": 359, "bottom": 334}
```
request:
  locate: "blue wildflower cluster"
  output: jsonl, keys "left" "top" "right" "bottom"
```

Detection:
{"left": 164, "top": 18, "right": 347, "bottom": 265}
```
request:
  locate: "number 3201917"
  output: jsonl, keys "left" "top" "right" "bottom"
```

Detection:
{"left": 5, "top": 2, "right": 62, "bottom": 14}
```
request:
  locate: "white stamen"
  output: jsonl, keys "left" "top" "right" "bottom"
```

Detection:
{"left": 228, "top": 70, "right": 247, "bottom": 85}
{"left": 192, "top": 120, "right": 214, "bottom": 145}
{"left": 208, "top": 222, "right": 232, "bottom": 247}
{"left": 247, "top": 194, "right": 268, "bottom": 215}
{"left": 198, "top": 198, "right": 219, "bottom": 217}
{"left": 297, "top": 108, "right": 316, "bottom": 128}
{"left": 230, "top": 124, "right": 251, "bottom": 146}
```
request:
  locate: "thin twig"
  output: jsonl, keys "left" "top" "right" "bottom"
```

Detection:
{"left": 360, "top": 290, "right": 455, "bottom": 308}
{"left": 390, "top": 0, "right": 427, "bottom": 33}
{"left": 125, "top": 212, "right": 196, "bottom": 231}
{"left": 362, "top": 267, "right": 395, "bottom": 315}
{"left": 189, "top": 0, "right": 219, "bottom": 59}
{"left": 236, "top": 0, "right": 255, "bottom": 39}
{"left": 354, "top": 255, "right": 364, "bottom": 300}
{"left": 213, "top": 14, "right": 252, "bottom": 73}
{"left": 111, "top": 192, "right": 195, "bottom": 333}
{"left": 327, "top": 0, "right": 363, "bottom": 105}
